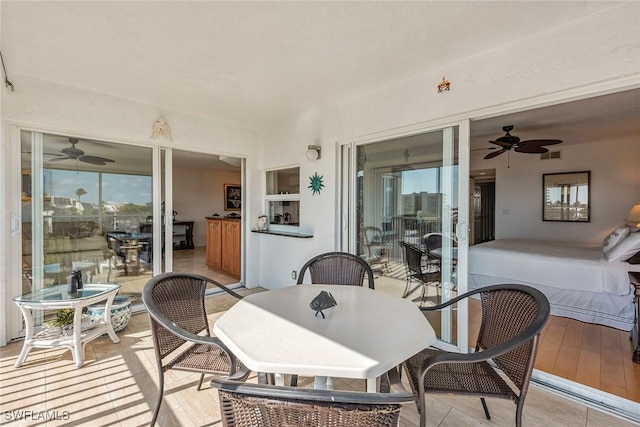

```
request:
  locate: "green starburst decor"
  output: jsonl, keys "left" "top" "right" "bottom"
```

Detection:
{"left": 308, "top": 172, "right": 324, "bottom": 195}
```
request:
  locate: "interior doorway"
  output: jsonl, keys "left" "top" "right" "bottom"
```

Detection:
{"left": 470, "top": 169, "right": 495, "bottom": 245}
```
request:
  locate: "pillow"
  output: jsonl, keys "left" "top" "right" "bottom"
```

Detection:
{"left": 602, "top": 225, "right": 630, "bottom": 254}
{"left": 606, "top": 232, "right": 640, "bottom": 262}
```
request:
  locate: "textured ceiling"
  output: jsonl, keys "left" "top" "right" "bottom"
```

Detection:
{"left": 1, "top": 1, "right": 622, "bottom": 129}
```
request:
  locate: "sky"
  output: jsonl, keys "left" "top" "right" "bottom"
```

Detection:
{"left": 45, "top": 170, "right": 152, "bottom": 205}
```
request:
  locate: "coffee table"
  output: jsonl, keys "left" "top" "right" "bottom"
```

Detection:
{"left": 13, "top": 283, "right": 121, "bottom": 368}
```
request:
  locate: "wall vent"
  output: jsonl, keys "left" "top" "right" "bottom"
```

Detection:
{"left": 541, "top": 151, "right": 561, "bottom": 160}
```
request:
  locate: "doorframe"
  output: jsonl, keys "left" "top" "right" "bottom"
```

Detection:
{"left": 338, "top": 118, "right": 470, "bottom": 354}
{"left": 2, "top": 123, "right": 247, "bottom": 342}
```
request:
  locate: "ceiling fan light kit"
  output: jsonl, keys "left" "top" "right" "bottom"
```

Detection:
{"left": 483, "top": 125, "right": 562, "bottom": 160}
{"left": 49, "top": 138, "right": 116, "bottom": 165}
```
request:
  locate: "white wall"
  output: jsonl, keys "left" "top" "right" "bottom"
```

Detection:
{"left": 173, "top": 167, "right": 241, "bottom": 247}
{"left": 471, "top": 137, "right": 640, "bottom": 244}
{"left": 251, "top": 3, "right": 640, "bottom": 288}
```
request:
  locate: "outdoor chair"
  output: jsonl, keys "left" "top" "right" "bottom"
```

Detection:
{"left": 400, "top": 241, "right": 441, "bottom": 304}
{"left": 423, "top": 232, "right": 457, "bottom": 271}
{"left": 142, "top": 272, "right": 248, "bottom": 426}
{"left": 362, "top": 226, "right": 391, "bottom": 273}
{"left": 296, "top": 251, "right": 375, "bottom": 289}
{"left": 212, "top": 367, "right": 413, "bottom": 427}
{"left": 402, "top": 284, "right": 550, "bottom": 427}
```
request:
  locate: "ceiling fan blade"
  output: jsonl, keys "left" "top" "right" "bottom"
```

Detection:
{"left": 79, "top": 155, "right": 113, "bottom": 165}
{"left": 484, "top": 149, "right": 507, "bottom": 159}
{"left": 515, "top": 146, "right": 548, "bottom": 154}
{"left": 471, "top": 147, "right": 497, "bottom": 152}
{"left": 48, "top": 156, "right": 73, "bottom": 162}
{"left": 518, "top": 139, "right": 563, "bottom": 147}
{"left": 489, "top": 140, "right": 513, "bottom": 149}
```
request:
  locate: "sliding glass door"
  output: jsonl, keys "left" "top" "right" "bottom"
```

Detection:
{"left": 12, "top": 130, "right": 154, "bottom": 338}
{"left": 342, "top": 122, "right": 470, "bottom": 352}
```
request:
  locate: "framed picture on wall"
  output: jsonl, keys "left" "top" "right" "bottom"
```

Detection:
{"left": 542, "top": 171, "right": 590, "bottom": 222}
{"left": 224, "top": 184, "right": 241, "bottom": 211}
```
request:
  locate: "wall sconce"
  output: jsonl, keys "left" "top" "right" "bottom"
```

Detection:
{"left": 306, "top": 145, "right": 321, "bottom": 161}
{"left": 625, "top": 204, "right": 640, "bottom": 228}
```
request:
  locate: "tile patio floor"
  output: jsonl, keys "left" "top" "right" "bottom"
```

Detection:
{"left": 1, "top": 287, "right": 637, "bottom": 426}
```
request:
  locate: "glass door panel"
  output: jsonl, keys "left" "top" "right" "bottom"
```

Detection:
{"left": 348, "top": 125, "right": 467, "bottom": 350}
{"left": 20, "top": 131, "right": 153, "bottom": 317}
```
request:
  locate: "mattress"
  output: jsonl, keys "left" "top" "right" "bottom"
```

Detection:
{"left": 468, "top": 239, "right": 633, "bottom": 296}
{"left": 468, "top": 239, "right": 636, "bottom": 330}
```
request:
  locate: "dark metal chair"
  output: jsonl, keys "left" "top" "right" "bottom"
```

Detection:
{"left": 402, "top": 284, "right": 550, "bottom": 427}
{"left": 296, "top": 251, "right": 375, "bottom": 289}
{"left": 400, "top": 241, "right": 441, "bottom": 303}
{"left": 362, "top": 226, "right": 391, "bottom": 273}
{"left": 423, "top": 232, "right": 457, "bottom": 271}
{"left": 212, "top": 367, "right": 413, "bottom": 427}
{"left": 142, "top": 272, "right": 248, "bottom": 426}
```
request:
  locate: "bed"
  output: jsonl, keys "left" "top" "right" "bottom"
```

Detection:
{"left": 468, "top": 239, "right": 640, "bottom": 331}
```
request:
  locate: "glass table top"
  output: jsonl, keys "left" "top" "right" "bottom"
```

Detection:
{"left": 14, "top": 284, "right": 121, "bottom": 303}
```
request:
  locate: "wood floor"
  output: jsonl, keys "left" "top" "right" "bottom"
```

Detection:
{"left": 468, "top": 298, "right": 640, "bottom": 402}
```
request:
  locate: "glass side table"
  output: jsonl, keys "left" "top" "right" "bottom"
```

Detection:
{"left": 13, "top": 283, "right": 121, "bottom": 368}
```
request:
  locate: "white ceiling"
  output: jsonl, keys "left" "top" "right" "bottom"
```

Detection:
{"left": 2, "top": 1, "right": 626, "bottom": 131}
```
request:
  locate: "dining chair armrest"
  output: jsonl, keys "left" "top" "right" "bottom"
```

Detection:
{"left": 419, "top": 317, "right": 544, "bottom": 375}
{"left": 212, "top": 375, "right": 414, "bottom": 405}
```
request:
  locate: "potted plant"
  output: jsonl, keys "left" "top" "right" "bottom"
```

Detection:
{"left": 47, "top": 308, "right": 75, "bottom": 335}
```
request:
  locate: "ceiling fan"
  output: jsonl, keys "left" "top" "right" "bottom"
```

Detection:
{"left": 483, "top": 125, "right": 562, "bottom": 159}
{"left": 49, "top": 138, "right": 116, "bottom": 165}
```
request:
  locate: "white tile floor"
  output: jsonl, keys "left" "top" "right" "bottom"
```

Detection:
{"left": 1, "top": 288, "right": 637, "bottom": 427}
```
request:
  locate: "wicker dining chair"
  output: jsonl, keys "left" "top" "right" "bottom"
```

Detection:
{"left": 142, "top": 272, "right": 248, "bottom": 426}
{"left": 212, "top": 367, "right": 413, "bottom": 427}
{"left": 296, "top": 251, "right": 375, "bottom": 289}
{"left": 403, "top": 284, "right": 550, "bottom": 427}
{"left": 400, "top": 241, "right": 441, "bottom": 304}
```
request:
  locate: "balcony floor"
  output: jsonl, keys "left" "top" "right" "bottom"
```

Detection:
{"left": 1, "top": 287, "right": 636, "bottom": 426}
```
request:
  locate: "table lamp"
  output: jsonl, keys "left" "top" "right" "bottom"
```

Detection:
{"left": 625, "top": 204, "right": 640, "bottom": 229}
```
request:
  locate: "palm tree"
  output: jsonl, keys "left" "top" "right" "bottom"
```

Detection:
{"left": 75, "top": 188, "right": 87, "bottom": 202}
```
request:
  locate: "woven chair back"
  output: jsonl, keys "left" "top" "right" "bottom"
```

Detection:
{"left": 298, "top": 252, "right": 375, "bottom": 289}
{"left": 476, "top": 288, "right": 541, "bottom": 391}
{"left": 217, "top": 390, "right": 403, "bottom": 427}
{"left": 147, "top": 275, "right": 209, "bottom": 359}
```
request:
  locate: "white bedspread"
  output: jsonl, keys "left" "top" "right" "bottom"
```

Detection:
{"left": 468, "top": 239, "right": 632, "bottom": 296}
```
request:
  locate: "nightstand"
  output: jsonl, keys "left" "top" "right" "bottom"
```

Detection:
{"left": 629, "top": 271, "right": 640, "bottom": 364}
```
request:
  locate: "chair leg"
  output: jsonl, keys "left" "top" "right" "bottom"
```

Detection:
{"left": 515, "top": 398, "right": 525, "bottom": 427}
{"left": 196, "top": 373, "right": 205, "bottom": 391}
{"left": 419, "top": 281, "right": 427, "bottom": 307}
{"left": 150, "top": 370, "right": 164, "bottom": 427}
{"left": 480, "top": 397, "right": 491, "bottom": 420}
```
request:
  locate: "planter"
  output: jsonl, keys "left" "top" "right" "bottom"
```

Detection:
{"left": 87, "top": 295, "right": 132, "bottom": 333}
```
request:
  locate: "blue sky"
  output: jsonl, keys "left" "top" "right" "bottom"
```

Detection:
{"left": 46, "top": 170, "right": 152, "bottom": 205}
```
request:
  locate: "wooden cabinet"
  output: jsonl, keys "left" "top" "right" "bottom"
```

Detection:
{"left": 206, "top": 218, "right": 241, "bottom": 279}
{"left": 206, "top": 219, "right": 222, "bottom": 270}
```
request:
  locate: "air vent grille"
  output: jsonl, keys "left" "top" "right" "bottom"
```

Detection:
{"left": 541, "top": 151, "right": 561, "bottom": 160}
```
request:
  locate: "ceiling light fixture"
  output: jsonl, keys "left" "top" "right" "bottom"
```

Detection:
{"left": 306, "top": 145, "right": 321, "bottom": 161}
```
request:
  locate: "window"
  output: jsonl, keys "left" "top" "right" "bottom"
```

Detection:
{"left": 266, "top": 167, "right": 300, "bottom": 231}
